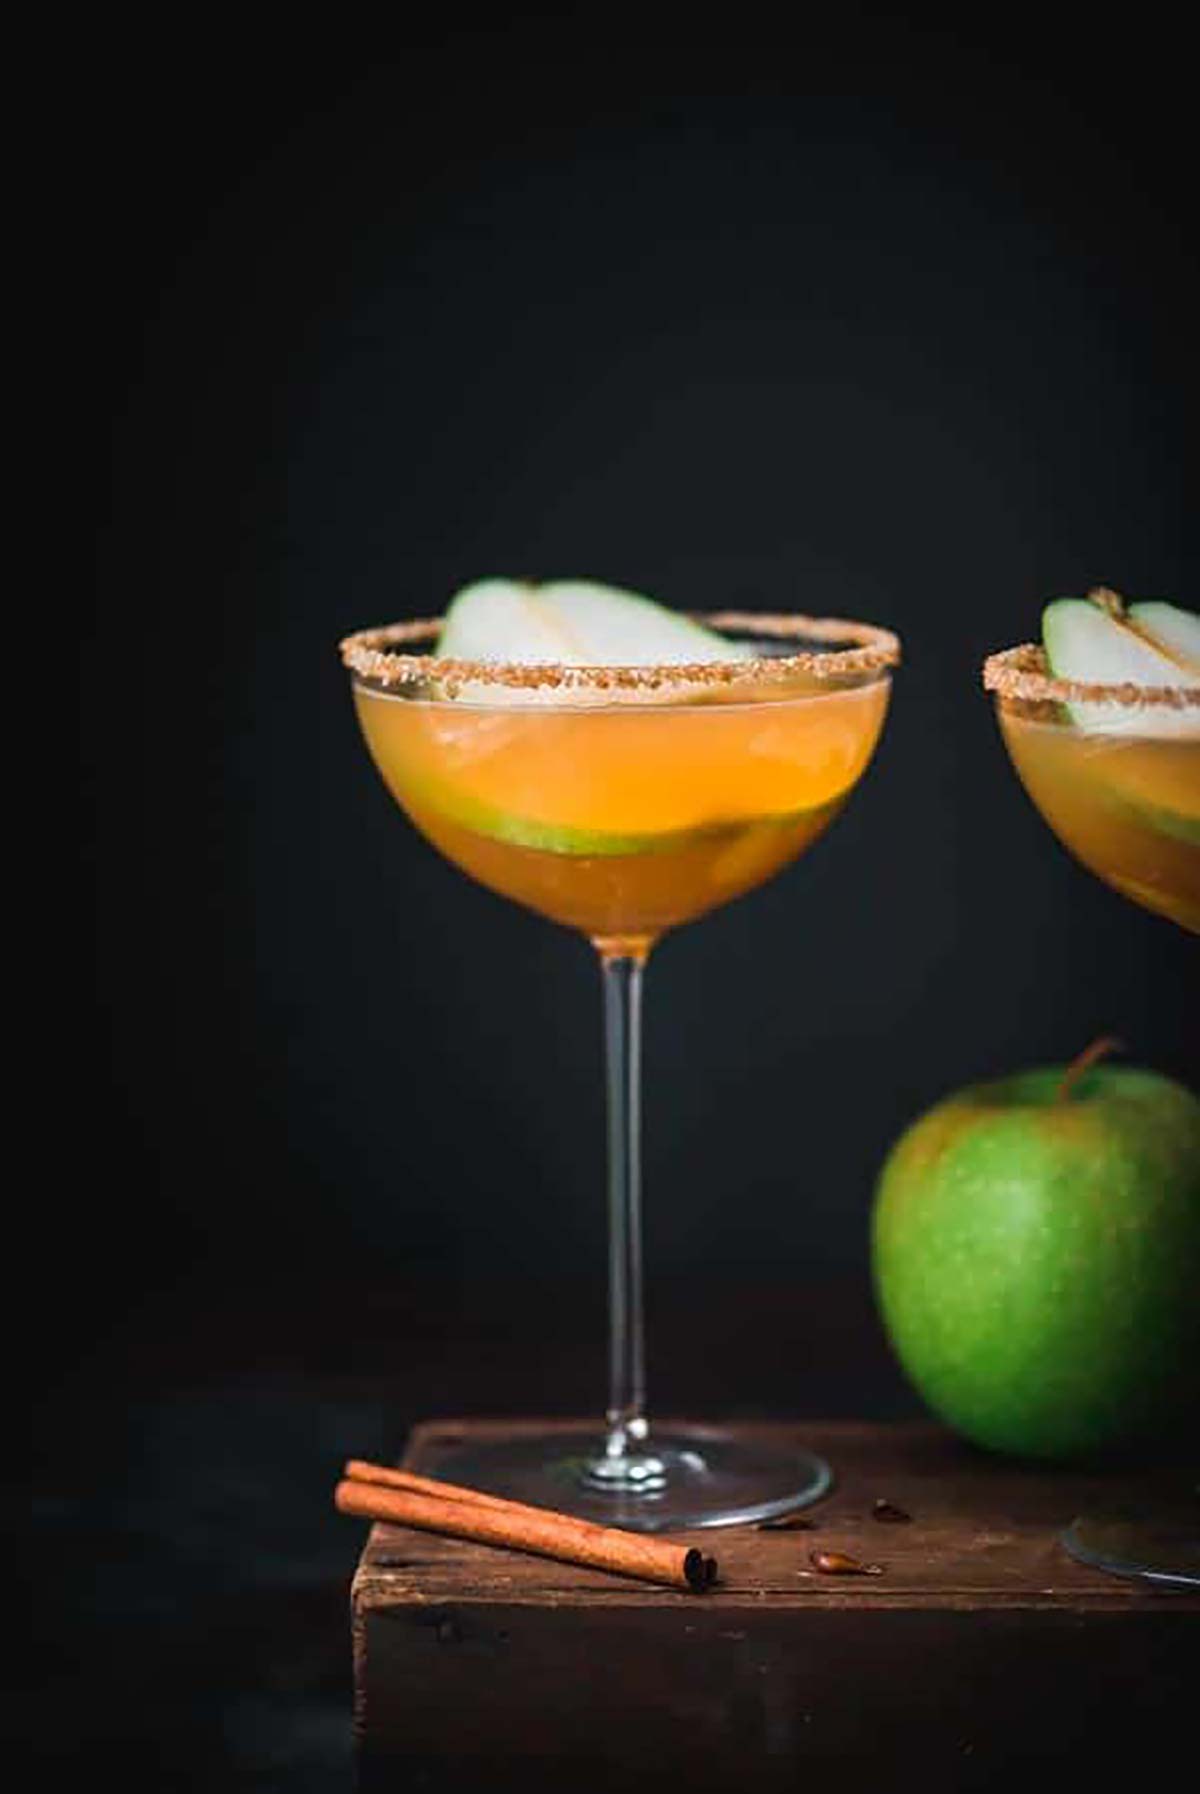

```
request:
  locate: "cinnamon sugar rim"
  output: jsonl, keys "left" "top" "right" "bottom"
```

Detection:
{"left": 984, "top": 642, "right": 1200, "bottom": 709}
{"left": 340, "top": 611, "right": 901, "bottom": 694}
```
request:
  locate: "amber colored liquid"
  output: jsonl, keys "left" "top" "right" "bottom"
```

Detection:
{"left": 355, "top": 678, "right": 890, "bottom": 948}
{"left": 999, "top": 707, "right": 1200, "bottom": 932}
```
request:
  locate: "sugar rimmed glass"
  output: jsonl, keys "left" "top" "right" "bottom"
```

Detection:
{"left": 984, "top": 641, "right": 1199, "bottom": 934}
{"left": 984, "top": 635, "right": 1199, "bottom": 1587}
{"left": 341, "top": 610, "right": 900, "bottom": 1529}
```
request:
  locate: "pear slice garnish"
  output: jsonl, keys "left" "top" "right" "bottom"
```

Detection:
{"left": 1042, "top": 590, "right": 1197, "bottom": 738}
{"left": 438, "top": 577, "right": 753, "bottom": 667}
{"left": 434, "top": 577, "right": 754, "bottom": 707}
{"left": 436, "top": 578, "right": 574, "bottom": 664}
{"left": 1128, "top": 600, "right": 1200, "bottom": 674}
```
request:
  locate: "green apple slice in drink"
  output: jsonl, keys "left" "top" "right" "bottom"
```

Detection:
{"left": 405, "top": 778, "right": 837, "bottom": 859}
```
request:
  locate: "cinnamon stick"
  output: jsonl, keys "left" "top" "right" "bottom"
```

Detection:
{"left": 344, "top": 1458, "right": 707, "bottom": 1551}
{"left": 335, "top": 1468, "right": 713, "bottom": 1593}
{"left": 344, "top": 1458, "right": 549, "bottom": 1516}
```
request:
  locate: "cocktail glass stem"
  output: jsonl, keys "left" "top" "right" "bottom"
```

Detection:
{"left": 583, "top": 944, "right": 662, "bottom": 1492}
{"left": 603, "top": 950, "right": 647, "bottom": 1455}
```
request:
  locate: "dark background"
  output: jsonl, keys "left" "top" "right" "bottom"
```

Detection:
{"left": 48, "top": 23, "right": 1197, "bottom": 1790}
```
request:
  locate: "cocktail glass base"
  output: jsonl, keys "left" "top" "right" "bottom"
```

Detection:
{"left": 411, "top": 1424, "right": 832, "bottom": 1532}
{"left": 1061, "top": 1505, "right": 1200, "bottom": 1590}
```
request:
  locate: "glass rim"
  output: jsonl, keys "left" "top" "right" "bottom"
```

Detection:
{"left": 983, "top": 642, "right": 1200, "bottom": 711}
{"left": 339, "top": 610, "right": 900, "bottom": 697}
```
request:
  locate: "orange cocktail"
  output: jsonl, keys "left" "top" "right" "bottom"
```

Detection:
{"left": 353, "top": 673, "right": 889, "bottom": 951}
{"left": 997, "top": 708, "right": 1199, "bottom": 932}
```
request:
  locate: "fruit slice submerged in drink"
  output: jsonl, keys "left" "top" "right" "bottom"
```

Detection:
{"left": 385, "top": 691, "right": 877, "bottom": 846}
{"left": 1087, "top": 743, "right": 1200, "bottom": 848}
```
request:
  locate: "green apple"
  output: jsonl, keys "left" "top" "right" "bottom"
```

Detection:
{"left": 871, "top": 1053, "right": 1200, "bottom": 1459}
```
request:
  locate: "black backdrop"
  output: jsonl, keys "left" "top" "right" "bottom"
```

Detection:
{"left": 51, "top": 28, "right": 1200, "bottom": 1789}
{"left": 81, "top": 36, "right": 1196, "bottom": 1358}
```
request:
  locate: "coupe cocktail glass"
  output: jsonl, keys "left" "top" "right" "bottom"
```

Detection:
{"left": 984, "top": 637, "right": 1199, "bottom": 1587}
{"left": 985, "top": 641, "right": 1199, "bottom": 933}
{"left": 342, "top": 610, "right": 900, "bottom": 1529}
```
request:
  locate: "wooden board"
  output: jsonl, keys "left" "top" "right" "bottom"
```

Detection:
{"left": 352, "top": 1420, "right": 1198, "bottom": 1789}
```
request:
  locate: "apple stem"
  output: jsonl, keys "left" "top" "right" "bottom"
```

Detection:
{"left": 1087, "top": 586, "right": 1126, "bottom": 618}
{"left": 1057, "top": 1035, "right": 1123, "bottom": 1103}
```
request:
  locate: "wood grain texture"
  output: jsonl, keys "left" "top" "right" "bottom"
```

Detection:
{"left": 356, "top": 1418, "right": 1194, "bottom": 1608}
{"left": 352, "top": 1420, "right": 1198, "bottom": 1789}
